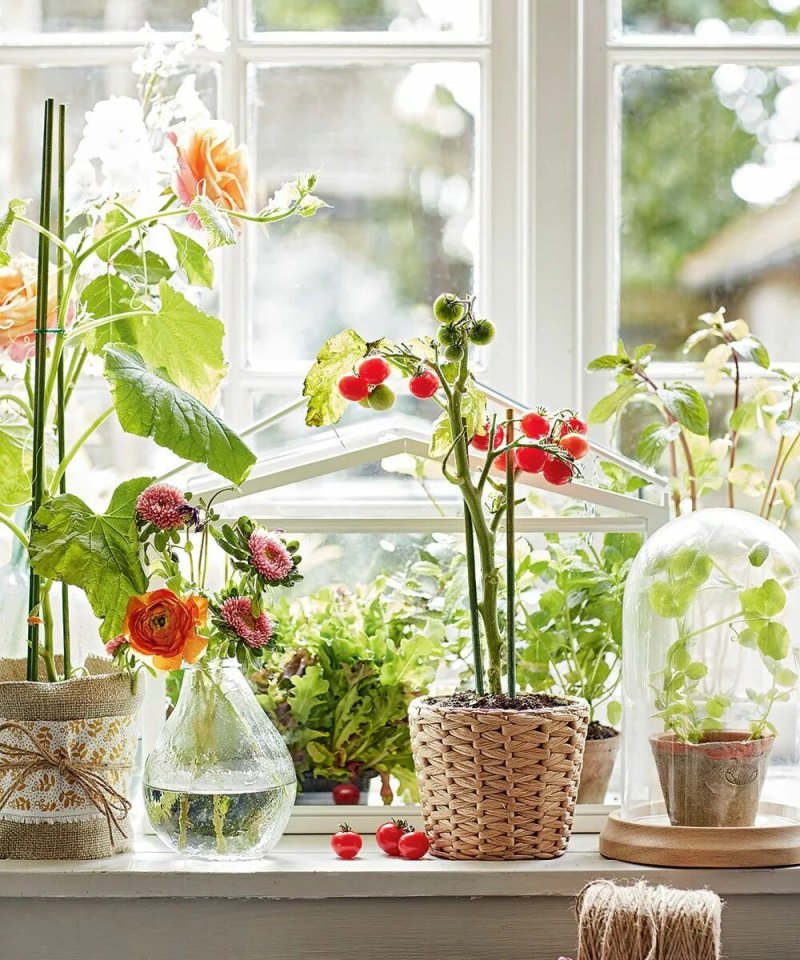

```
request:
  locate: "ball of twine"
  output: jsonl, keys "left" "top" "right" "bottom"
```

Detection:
{"left": 576, "top": 880, "right": 722, "bottom": 960}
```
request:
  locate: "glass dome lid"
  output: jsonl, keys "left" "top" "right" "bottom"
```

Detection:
{"left": 601, "top": 507, "right": 800, "bottom": 868}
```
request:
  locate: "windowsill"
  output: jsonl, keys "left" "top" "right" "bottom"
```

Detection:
{"left": 1, "top": 832, "right": 799, "bottom": 901}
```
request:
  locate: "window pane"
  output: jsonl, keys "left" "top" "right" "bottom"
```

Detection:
{"left": 1, "top": 0, "right": 200, "bottom": 33}
{"left": 620, "top": 64, "right": 800, "bottom": 360}
{"left": 249, "top": 0, "right": 481, "bottom": 34}
{"left": 621, "top": 1, "right": 800, "bottom": 36}
{"left": 247, "top": 63, "right": 478, "bottom": 366}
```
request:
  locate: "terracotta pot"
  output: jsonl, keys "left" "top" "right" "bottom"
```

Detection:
{"left": 409, "top": 695, "right": 588, "bottom": 860}
{"left": 577, "top": 731, "right": 620, "bottom": 804}
{"left": 650, "top": 731, "right": 773, "bottom": 827}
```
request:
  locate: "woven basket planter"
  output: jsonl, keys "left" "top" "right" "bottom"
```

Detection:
{"left": 0, "top": 657, "right": 143, "bottom": 860}
{"left": 408, "top": 695, "right": 589, "bottom": 860}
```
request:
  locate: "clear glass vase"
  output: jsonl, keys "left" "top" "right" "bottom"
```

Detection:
{"left": 143, "top": 659, "right": 296, "bottom": 860}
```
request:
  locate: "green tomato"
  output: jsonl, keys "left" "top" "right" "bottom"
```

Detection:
{"left": 437, "top": 324, "right": 460, "bottom": 347}
{"left": 433, "top": 293, "right": 465, "bottom": 325}
{"left": 368, "top": 384, "right": 396, "bottom": 411}
{"left": 468, "top": 319, "right": 496, "bottom": 345}
{"left": 444, "top": 343, "right": 465, "bottom": 361}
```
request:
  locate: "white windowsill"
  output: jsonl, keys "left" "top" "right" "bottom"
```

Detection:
{"left": 1, "top": 832, "right": 799, "bottom": 901}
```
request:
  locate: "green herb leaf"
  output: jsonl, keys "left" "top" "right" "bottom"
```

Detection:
{"left": 659, "top": 382, "right": 709, "bottom": 435}
{"left": 667, "top": 547, "right": 712, "bottom": 587}
{"left": 606, "top": 700, "right": 622, "bottom": 727}
{"left": 288, "top": 665, "right": 330, "bottom": 725}
{"left": 740, "top": 578, "right": 786, "bottom": 618}
{"left": 103, "top": 344, "right": 255, "bottom": 484}
{"left": 29, "top": 477, "right": 153, "bottom": 640}
{"left": 586, "top": 354, "right": 620, "bottom": 371}
{"left": 303, "top": 329, "right": 368, "bottom": 427}
{"left": 636, "top": 421, "right": 680, "bottom": 467}
{"left": 731, "top": 335, "right": 770, "bottom": 368}
{"left": 168, "top": 228, "right": 214, "bottom": 288}
{"left": 588, "top": 381, "right": 642, "bottom": 424}
{"left": 648, "top": 580, "right": 695, "bottom": 618}
{"left": 757, "top": 620, "right": 790, "bottom": 661}
{"left": 686, "top": 662, "right": 708, "bottom": 681}
{"left": 748, "top": 542, "right": 770, "bottom": 568}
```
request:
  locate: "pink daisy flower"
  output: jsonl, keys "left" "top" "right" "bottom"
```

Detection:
{"left": 248, "top": 530, "right": 293, "bottom": 582}
{"left": 220, "top": 597, "right": 273, "bottom": 649}
{"left": 136, "top": 483, "right": 189, "bottom": 530}
{"left": 105, "top": 634, "right": 127, "bottom": 656}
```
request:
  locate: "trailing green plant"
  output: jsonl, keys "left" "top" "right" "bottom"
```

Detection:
{"left": 588, "top": 307, "right": 800, "bottom": 526}
{"left": 648, "top": 543, "right": 798, "bottom": 742}
{"left": 250, "top": 580, "right": 444, "bottom": 802}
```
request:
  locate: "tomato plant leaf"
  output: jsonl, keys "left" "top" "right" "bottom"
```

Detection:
{"left": 303, "top": 329, "right": 369, "bottom": 427}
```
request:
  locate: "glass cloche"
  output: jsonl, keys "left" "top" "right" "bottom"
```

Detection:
{"left": 600, "top": 508, "right": 800, "bottom": 867}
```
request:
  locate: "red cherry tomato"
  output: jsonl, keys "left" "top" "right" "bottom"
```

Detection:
{"left": 514, "top": 444, "right": 547, "bottom": 473}
{"left": 375, "top": 819, "right": 410, "bottom": 857}
{"left": 493, "top": 451, "right": 509, "bottom": 473}
{"left": 332, "top": 783, "right": 361, "bottom": 805}
{"left": 409, "top": 370, "right": 439, "bottom": 399}
{"left": 471, "top": 422, "right": 505, "bottom": 451}
{"left": 338, "top": 375, "right": 370, "bottom": 402}
{"left": 560, "top": 416, "right": 588, "bottom": 436}
{"left": 359, "top": 356, "right": 390, "bottom": 385}
{"left": 543, "top": 455, "right": 573, "bottom": 486}
{"left": 331, "top": 824, "right": 362, "bottom": 860}
{"left": 520, "top": 411, "right": 549, "bottom": 439}
{"left": 398, "top": 830, "right": 430, "bottom": 860}
{"left": 560, "top": 432, "right": 589, "bottom": 460}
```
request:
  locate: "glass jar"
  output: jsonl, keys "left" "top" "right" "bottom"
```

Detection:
{"left": 143, "top": 659, "right": 296, "bottom": 859}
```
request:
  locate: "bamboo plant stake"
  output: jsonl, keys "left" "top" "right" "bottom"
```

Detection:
{"left": 505, "top": 407, "right": 516, "bottom": 699}
{"left": 55, "top": 102, "right": 71, "bottom": 678}
{"left": 27, "top": 98, "right": 54, "bottom": 682}
{"left": 460, "top": 417, "right": 485, "bottom": 695}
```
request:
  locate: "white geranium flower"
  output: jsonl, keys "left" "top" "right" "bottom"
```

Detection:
{"left": 64, "top": 158, "right": 100, "bottom": 214}
{"left": 266, "top": 180, "right": 302, "bottom": 213}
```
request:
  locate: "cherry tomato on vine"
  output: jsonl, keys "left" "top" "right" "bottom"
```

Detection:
{"left": 520, "top": 411, "right": 549, "bottom": 439}
{"left": 433, "top": 293, "right": 465, "bottom": 325}
{"left": 560, "top": 432, "right": 589, "bottom": 460}
{"left": 359, "top": 356, "right": 390, "bottom": 385}
{"left": 543, "top": 455, "right": 573, "bottom": 486}
{"left": 514, "top": 445, "right": 547, "bottom": 474}
{"left": 331, "top": 824, "right": 362, "bottom": 860}
{"left": 398, "top": 830, "right": 430, "bottom": 860}
{"left": 493, "top": 452, "right": 509, "bottom": 473}
{"left": 468, "top": 319, "right": 495, "bottom": 345}
{"left": 338, "top": 375, "right": 370, "bottom": 402}
{"left": 332, "top": 783, "right": 361, "bottom": 805}
{"left": 368, "top": 384, "right": 396, "bottom": 411}
{"left": 409, "top": 370, "right": 439, "bottom": 399}
{"left": 471, "top": 422, "right": 504, "bottom": 451}
{"left": 560, "top": 416, "right": 588, "bottom": 436}
{"left": 375, "top": 819, "right": 410, "bottom": 857}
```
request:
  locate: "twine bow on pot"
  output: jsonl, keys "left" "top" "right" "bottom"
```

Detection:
{"left": 0, "top": 721, "right": 131, "bottom": 844}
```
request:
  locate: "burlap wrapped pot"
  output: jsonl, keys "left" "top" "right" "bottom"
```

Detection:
{"left": 409, "top": 695, "right": 589, "bottom": 860}
{"left": 0, "top": 657, "right": 143, "bottom": 860}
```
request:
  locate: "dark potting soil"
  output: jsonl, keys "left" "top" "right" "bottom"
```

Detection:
{"left": 587, "top": 721, "right": 618, "bottom": 741}
{"left": 428, "top": 691, "right": 574, "bottom": 711}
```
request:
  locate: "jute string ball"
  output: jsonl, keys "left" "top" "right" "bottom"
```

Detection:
{"left": 576, "top": 879, "right": 722, "bottom": 960}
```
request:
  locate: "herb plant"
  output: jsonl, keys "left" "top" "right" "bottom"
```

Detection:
{"left": 251, "top": 580, "right": 444, "bottom": 802}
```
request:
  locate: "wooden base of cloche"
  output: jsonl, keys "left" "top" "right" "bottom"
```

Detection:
{"left": 599, "top": 802, "right": 800, "bottom": 868}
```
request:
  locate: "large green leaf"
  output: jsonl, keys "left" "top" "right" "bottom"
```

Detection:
{"left": 636, "top": 421, "right": 680, "bottom": 468}
{"left": 113, "top": 249, "right": 173, "bottom": 285}
{"left": 0, "top": 199, "right": 28, "bottom": 267}
{"left": 660, "top": 382, "right": 709, "bottom": 436}
{"left": 29, "top": 477, "right": 152, "bottom": 641}
{"left": 303, "top": 329, "right": 368, "bottom": 427}
{"left": 168, "top": 228, "right": 213, "bottom": 288}
{"left": 0, "top": 423, "right": 31, "bottom": 511}
{"left": 289, "top": 665, "right": 330, "bottom": 725}
{"left": 103, "top": 344, "right": 255, "bottom": 484}
{"left": 84, "top": 281, "right": 225, "bottom": 404}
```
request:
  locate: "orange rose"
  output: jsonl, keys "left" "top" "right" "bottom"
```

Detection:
{"left": 123, "top": 588, "right": 208, "bottom": 671}
{"left": 167, "top": 122, "right": 249, "bottom": 230}
{"left": 0, "top": 254, "right": 72, "bottom": 362}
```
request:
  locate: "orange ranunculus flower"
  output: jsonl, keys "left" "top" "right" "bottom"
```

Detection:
{"left": 123, "top": 588, "right": 208, "bottom": 671}
{"left": 0, "top": 254, "right": 73, "bottom": 362}
{"left": 167, "top": 121, "right": 249, "bottom": 230}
